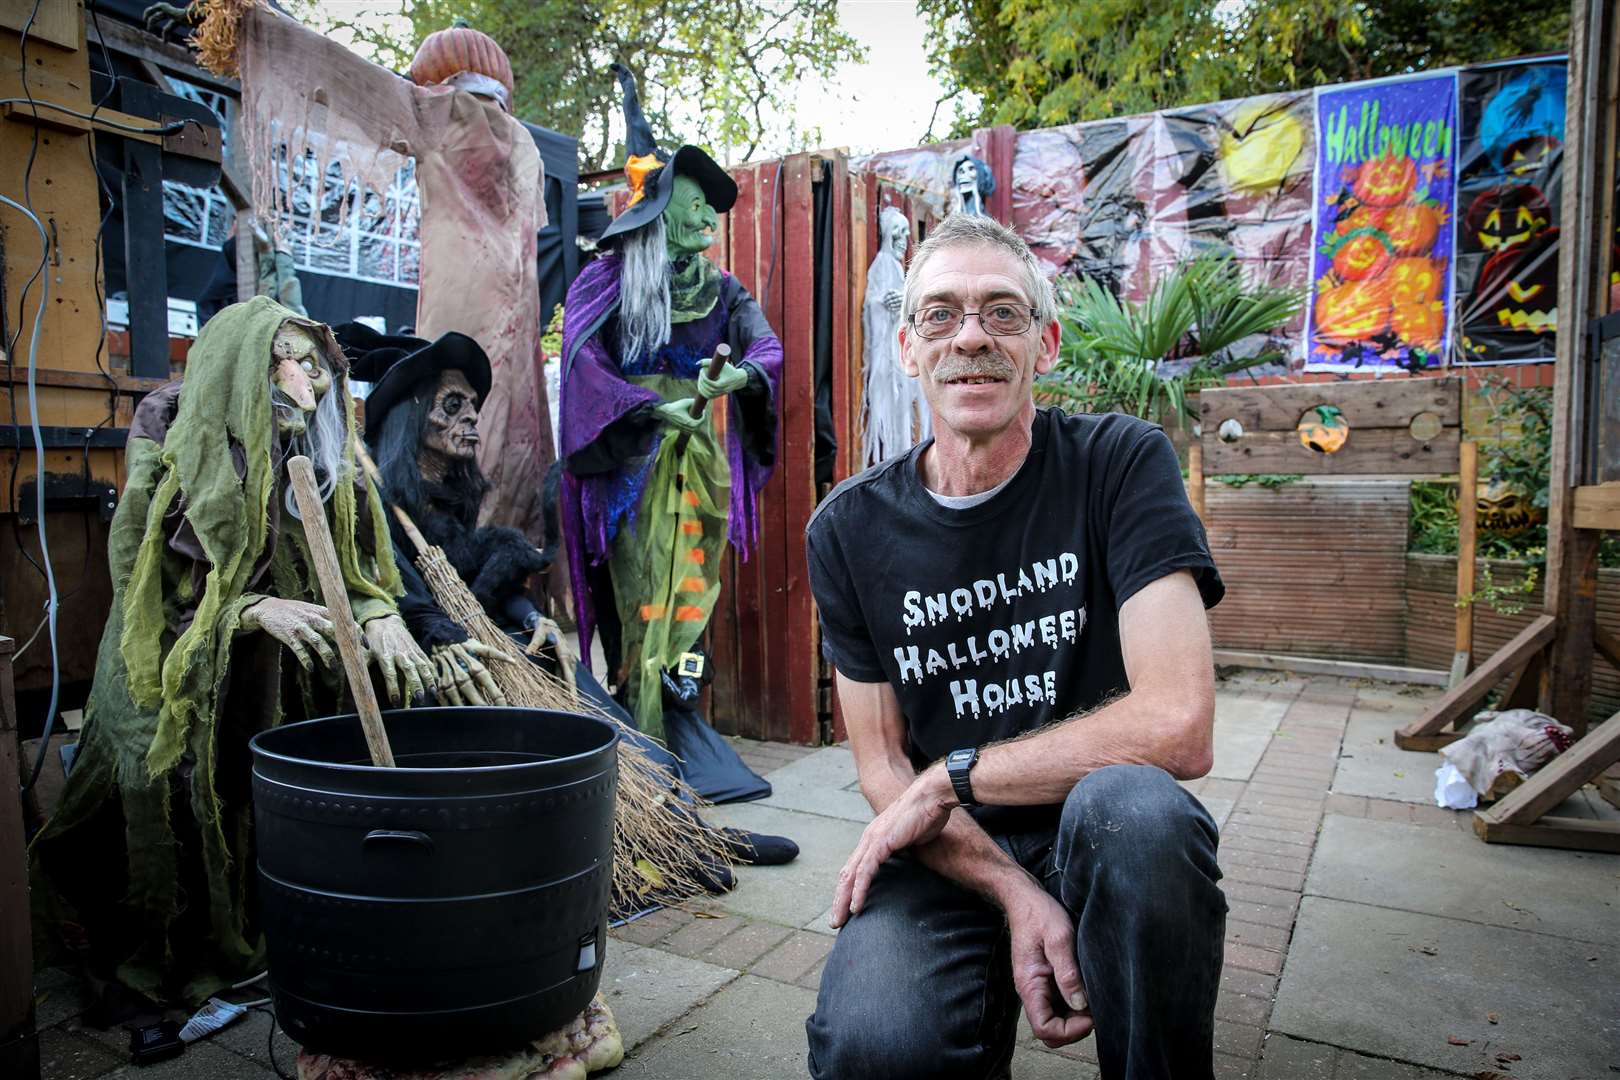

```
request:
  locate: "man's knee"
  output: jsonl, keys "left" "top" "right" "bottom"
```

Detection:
{"left": 1055, "top": 764, "right": 1218, "bottom": 881}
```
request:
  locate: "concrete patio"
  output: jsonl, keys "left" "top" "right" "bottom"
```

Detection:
{"left": 30, "top": 670, "right": 1620, "bottom": 1079}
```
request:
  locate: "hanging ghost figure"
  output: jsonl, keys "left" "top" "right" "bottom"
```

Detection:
{"left": 863, "top": 206, "right": 930, "bottom": 466}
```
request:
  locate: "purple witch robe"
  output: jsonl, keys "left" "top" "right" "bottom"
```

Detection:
{"left": 559, "top": 253, "right": 783, "bottom": 661}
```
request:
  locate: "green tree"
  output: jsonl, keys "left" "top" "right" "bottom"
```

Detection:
{"left": 286, "top": 0, "right": 862, "bottom": 168}
{"left": 917, "top": 0, "right": 1571, "bottom": 135}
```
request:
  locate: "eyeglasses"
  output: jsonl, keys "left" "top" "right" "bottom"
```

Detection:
{"left": 909, "top": 303, "right": 1035, "bottom": 340}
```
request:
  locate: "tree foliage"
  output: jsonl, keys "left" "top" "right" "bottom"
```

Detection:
{"left": 917, "top": 0, "right": 1571, "bottom": 135}
{"left": 286, "top": 0, "right": 862, "bottom": 168}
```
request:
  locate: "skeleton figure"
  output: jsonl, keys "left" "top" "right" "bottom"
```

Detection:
{"left": 953, "top": 154, "right": 995, "bottom": 217}
{"left": 862, "top": 207, "right": 930, "bottom": 466}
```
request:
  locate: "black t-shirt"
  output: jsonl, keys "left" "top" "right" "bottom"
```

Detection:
{"left": 806, "top": 407, "right": 1224, "bottom": 832}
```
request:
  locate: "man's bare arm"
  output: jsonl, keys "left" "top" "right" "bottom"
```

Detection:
{"left": 963, "top": 569, "right": 1216, "bottom": 805}
{"left": 833, "top": 674, "right": 1034, "bottom": 912}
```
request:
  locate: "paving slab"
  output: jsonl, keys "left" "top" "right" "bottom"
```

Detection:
{"left": 1331, "top": 711, "right": 1442, "bottom": 804}
{"left": 1308, "top": 815, "right": 1620, "bottom": 944}
{"left": 754, "top": 745, "right": 872, "bottom": 823}
{"left": 702, "top": 802, "right": 867, "bottom": 927}
{"left": 608, "top": 974, "right": 815, "bottom": 1079}
{"left": 598, "top": 941, "right": 740, "bottom": 1052}
{"left": 1272, "top": 896, "right": 1620, "bottom": 1078}
{"left": 100, "top": 1038, "right": 273, "bottom": 1079}
{"left": 1209, "top": 694, "right": 1290, "bottom": 782}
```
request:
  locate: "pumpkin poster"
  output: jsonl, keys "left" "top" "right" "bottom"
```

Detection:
{"left": 1452, "top": 62, "right": 1566, "bottom": 364}
{"left": 1305, "top": 73, "right": 1459, "bottom": 371}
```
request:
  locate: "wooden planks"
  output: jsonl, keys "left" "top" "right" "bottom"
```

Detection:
{"left": 1203, "top": 425, "right": 1461, "bottom": 476}
{"left": 1395, "top": 615, "right": 1556, "bottom": 749}
{"left": 1452, "top": 441, "right": 1478, "bottom": 684}
{"left": 779, "top": 155, "right": 818, "bottom": 744}
{"left": 1571, "top": 482, "right": 1620, "bottom": 529}
{"left": 1211, "top": 650, "right": 1448, "bottom": 687}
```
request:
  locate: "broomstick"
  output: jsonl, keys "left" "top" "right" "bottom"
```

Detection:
{"left": 351, "top": 439, "right": 732, "bottom": 908}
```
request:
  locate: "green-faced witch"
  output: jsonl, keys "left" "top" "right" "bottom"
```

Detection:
{"left": 28, "top": 297, "right": 433, "bottom": 1007}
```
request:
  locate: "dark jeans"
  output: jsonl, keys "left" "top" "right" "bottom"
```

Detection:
{"left": 805, "top": 765, "right": 1226, "bottom": 1079}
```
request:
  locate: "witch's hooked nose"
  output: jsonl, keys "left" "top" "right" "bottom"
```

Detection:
{"left": 273, "top": 355, "right": 318, "bottom": 412}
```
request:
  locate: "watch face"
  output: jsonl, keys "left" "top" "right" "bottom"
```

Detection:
{"left": 948, "top": 749, "right": 973, "bottom": 768}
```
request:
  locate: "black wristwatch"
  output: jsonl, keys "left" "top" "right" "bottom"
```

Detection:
{"left": 945, "top": 747, "right": 979, "bottom": 807}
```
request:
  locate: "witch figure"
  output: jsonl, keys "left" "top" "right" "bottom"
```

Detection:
{"left": 558, "top": 65, "right": 783, "bottom": 803}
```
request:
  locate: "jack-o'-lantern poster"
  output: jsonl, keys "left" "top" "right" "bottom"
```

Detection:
{"left": 1305, "top": 73, "right": 1459, "bottom": 371}
{"left": 1453, "top": 61, "right": 1566, "bottom": 364}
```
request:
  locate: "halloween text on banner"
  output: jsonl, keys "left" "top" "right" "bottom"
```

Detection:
{"left": 1452, "top": 62, "right": 1566, "bottom": 365}
{"left": 1305, "top": 72, "right": 1459, "bottom": 371}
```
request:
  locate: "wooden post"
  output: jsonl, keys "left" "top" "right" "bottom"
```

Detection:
{"left": 286, "top": 457, "right": 395, "bottom": 767}
{"left": 1451, "top": 440, "right": 1478, "bottom": 687}
{"left": 1187, "top": 442, "right": 1206, "bottom": 521}
{"left": 0, "top": 636, "right": 40, "bottom": 1080}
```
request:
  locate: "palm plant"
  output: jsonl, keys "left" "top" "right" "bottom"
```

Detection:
{"left": 1039, "top": 254, "right": 1305, "bottom": 429}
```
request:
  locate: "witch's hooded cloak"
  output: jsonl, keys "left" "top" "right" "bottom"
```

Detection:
{"left": 29, "top": 296, "right": 401, "bottom": 1004}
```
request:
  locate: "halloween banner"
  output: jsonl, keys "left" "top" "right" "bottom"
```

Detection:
{"left": 1452, "top": 62, "right": 1566, "bottom": 364}
{"left": 1305, "top": 73, "right": 1459, "bottom": 371}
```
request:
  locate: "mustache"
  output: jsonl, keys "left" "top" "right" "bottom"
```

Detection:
{"left": 931, "top": 351, "right": 1018, "bottom": 383}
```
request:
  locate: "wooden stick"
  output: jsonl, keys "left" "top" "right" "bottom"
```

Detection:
{"left": 1451, "top": 440, "right": 1478, "bottom": 688}
{"left": 674, "top": 343, "right": 732, "bottom": 457}
{"left": 1187, "top": 441, "right": 1205, "bottom": 521}
{"left": 287, "top": 456, "right": 395, "bottom": 768}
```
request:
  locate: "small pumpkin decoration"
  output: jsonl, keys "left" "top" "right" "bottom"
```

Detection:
{"left": 1353, "top": 153, "right": 1419, "bottom": 207}
{"left": 409, "top": 19, "right": 515, "bottom": 102}
{"left": 1475, "top": 478, "right": 1545, "bottom": 536}
{"left": 1297, "top": 404, "right": 1349, "bottom": 454}
{"left": 1388, "top": 256, "right": 1444, "bottom": 306}
{"left": 1391, "top": 300, "right": 1446, "bottom": 350}
{"left": 1314, "top": 278, "right": 1393, "bottom": 344}
{"left": 1330, "top": 227, "right": 1397, "bottom": 281}
{"left": 1384, "top": 203, "right": 1441, "bottom": 256}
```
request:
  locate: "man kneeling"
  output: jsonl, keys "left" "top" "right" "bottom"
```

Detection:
{"left": 804, "top": 215, "right": 1227, "bottom": 1079}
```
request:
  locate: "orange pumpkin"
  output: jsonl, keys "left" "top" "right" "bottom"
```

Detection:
{"left": 1331, "top": 229, "right": 1396, "bottom": 281}
{"left": 1315, "top": 278, "right": 1393, "bottom": 344}
{"left": 1391, "top": 300, "right": 1446, "bottom": 349}
{"left": 409, "top": 23, "right": 515, "bottom": 101}
{"left": 1340, "top": 205, "right": 1389, "bottom": 236}
{"left": 1353, "top": 154, "right": 1418, "bottom": 207}
{"left": 1388, "top": 257, "right": 1443, "bottom": 306}
{"left": 1383, "top": 203, "right": 1441, "bottom": 256}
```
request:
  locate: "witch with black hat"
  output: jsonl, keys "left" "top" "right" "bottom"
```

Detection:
{"left": 338, "top": 322, "right": 548, "bottom": 705}
{"left": 558, "top": 66, "right": 783, "bottom": 768}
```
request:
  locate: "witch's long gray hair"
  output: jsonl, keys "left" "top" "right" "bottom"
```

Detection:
{"left": 617, "top": 214, "right": 671, "bottom": 364}
{"left": 273, "top": 377, "right": 346, "bottom": 519}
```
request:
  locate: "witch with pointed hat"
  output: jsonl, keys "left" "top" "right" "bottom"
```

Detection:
{"left": 559, "top": 66, "right": 783, "bottom": 754}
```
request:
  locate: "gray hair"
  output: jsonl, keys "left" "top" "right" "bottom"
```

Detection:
{"left": 275, "top": 377, "right": 346, "bottom": 519}
{"left": 902, "top": 213, "right": 1055, "bottom": 327}
{"left": 617, "top": 214, "right": 672, "bottom": 364}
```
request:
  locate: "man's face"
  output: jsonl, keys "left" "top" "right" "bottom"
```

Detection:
{"left": 421, "top": 370, "right": 480, "bottom": 463}
{"left": 664, "top": 174, "right": 718, "bottom": 258}
{"left": 270, "top": 324, "right": 334, "bottom": 435}
{"left": 899, "top": 244, "right": 1059, "bottom": 441}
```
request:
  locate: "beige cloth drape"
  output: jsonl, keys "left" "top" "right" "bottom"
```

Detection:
{"left": 238, "top": 6, "right": 552, "bottom": 536}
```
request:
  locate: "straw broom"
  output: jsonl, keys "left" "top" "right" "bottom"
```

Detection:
{"left": 353, "top": 442, "right": 732, "bottom": 911}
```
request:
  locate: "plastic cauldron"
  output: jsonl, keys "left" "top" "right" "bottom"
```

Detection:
{"left": 249, "top": 707, "right": 618, "bottom": 1062}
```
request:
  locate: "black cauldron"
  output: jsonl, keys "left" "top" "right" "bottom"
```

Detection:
{"left": 249, "top": 707, "right": 618, "bottom": 1062}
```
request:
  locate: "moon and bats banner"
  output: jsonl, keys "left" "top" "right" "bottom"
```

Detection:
{"left": 1452, "top": 62, "right": 1566, "bottom": 365}
{"left": 1305, "top": 73, "right": 1459, "bottom": 372}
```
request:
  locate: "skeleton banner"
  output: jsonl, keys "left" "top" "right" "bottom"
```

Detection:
{"left": 1305, "top": 73, "right": 1459, "bottom": 371}
{"left": 1453, "top": 62, "right": 1566, "bottom": 364}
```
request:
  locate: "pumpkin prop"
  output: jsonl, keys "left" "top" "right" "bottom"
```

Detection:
{"left": 1314, "top": 277, "right": 1392, "bottom": 344}
{"left": 1297, "top": 404, "right": 1349, "bottom": 454}
{"left": 1475, "top": 478, "right": 1546, "bottom": 535}
{"left": 409, "top": 19, "right": 515, "bottom": 103}
{"left": 1384, "top": 203, "right": 1442, "bottom": 256}
{"left": 1392, "top": 300, "right": 1446, "bottom": 350}
{"left": 1353, "top": 153, "right": 1419, "bottom": 207}
{"left": 1329, "top": 228, "right": 1397, "bottom": 281}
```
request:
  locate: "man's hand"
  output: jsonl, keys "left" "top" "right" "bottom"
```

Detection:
{"left": 362, "top": 614, "right": 436, "bottom": 707}
{"left": 697, "top": 360, "right": 750, "bottom": 400}
{"left": 431, "top": 640, "right": 507, "bottom": 706}
{"left": 241, "top": 598, "right": 336, "bottom": 673}
{"left": 654, "top": 398, "right": 707, "bottom": 435}
{"left": 1005, "top": 882, "right": 1092, "bottom": 1048}
{"left": 830, "top": 765, "right": 955, "bottom": 927}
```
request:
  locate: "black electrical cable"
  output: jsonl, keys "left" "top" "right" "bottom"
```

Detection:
{"left": 248, "top": 1005, "right": 293, "bottom": 1080}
